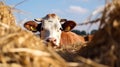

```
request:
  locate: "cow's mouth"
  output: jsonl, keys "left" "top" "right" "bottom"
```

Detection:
{"left": 42, "top": 39, "right": 60, "bottom": 48}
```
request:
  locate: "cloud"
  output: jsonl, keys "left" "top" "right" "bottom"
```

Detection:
{"left": 67, "top": 5, "right": 88, "bottom": 14}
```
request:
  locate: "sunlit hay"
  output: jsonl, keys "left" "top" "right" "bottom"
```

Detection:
{"left": 0, "top": 2, "right": 67, "bottom": 67}
{"left": 77, "top": 0, "right": 120, "bottom": 67}
{"left": 0, "top": 2, "right": 16, "bottom": 26}
{"left": 0, "top": 23, "right": 68, "bottom": 67}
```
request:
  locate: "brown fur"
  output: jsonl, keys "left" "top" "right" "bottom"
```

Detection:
{"left": 60, "top": 31, "right": 85, "bottom": 46}
{"left": 46, "top": 14, "right": 56, "bottom": 18}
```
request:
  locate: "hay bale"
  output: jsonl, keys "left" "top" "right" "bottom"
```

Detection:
{"left": 77, "top": 0, "right": 120, "bottom": 67}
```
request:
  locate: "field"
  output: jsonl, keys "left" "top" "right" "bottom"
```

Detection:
{"left": 0, "top": 0, "right": 120, "bottom": 67}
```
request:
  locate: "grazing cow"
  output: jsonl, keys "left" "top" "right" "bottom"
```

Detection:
{"left": 24, "top": 13, "right": 85, "bottom": 47}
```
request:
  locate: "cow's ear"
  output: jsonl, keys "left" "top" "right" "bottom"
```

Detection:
{"left": 60, "top": 19, "right": 67, "bottom": 22}
{"left": 62, "top": 20, "right": 77, "bottom": 32}
{"left": 24, "top": 21, "right": 38, "bottom": 32}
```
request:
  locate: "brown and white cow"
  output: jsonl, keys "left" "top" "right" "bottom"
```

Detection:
{"left": 24, "top": 13, "right": 85, "bottom": 47}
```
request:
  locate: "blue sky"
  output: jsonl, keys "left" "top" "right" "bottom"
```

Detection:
{"left": 5, "top": 0, "right": 105, "bottom": 33}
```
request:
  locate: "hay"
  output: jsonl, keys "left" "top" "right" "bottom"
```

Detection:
{"left": 77, "top": 0, "right": 120, "bottom": 67}
{"left": 0, "top": 2, "right": 16, "bottom": 26}
{"left": 0, "top": 1, "right": 67, "bottom": 67}
{"left": 1, "top": 0, "right": 120, "bottom": 67}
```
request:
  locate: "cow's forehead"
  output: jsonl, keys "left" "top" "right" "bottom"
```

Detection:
{"left": 41, "top": 14, "right": 61, "bottom": 28}
{"left": 43, "top": 20, "right": 61, "bottom": 29}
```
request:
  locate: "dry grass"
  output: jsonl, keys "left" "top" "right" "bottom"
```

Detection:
{"left": 0, "top": 2, "right": 16, "bottom": 26}
{"left": 77, "top": 0, "right": 120, "bottom": 67}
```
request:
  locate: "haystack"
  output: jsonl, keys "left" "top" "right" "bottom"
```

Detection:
{"left": 0, "top": 1, "right": 67, "bottom": 67}
{"left": 77, "top": 0, "right": 120, "bottom": 67}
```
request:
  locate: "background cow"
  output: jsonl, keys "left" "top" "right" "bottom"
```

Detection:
{"left": 84, "top": 34, "right": 94, "bottom": 42}
{"left": 24, "top": 13, "right": 85, "bottom": 47}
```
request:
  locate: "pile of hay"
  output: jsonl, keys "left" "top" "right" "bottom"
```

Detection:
{"left": 0, "top": 1, "right": 67, "bottom": 67}
{"left": 77, "top": 0, "right": 120, "bottom": 67}
{"left": 0, "top": 2, "right": 16, "bottom": 26}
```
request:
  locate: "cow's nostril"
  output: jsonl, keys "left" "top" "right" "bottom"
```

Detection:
{"left": 46, "top": 38, "right": 56, "bottom": 42}
{"left": 54, "top": 39, "right": 56, "bottom": 42}
{"left": 46, "top": 39, "right": 50, "bottom": 42}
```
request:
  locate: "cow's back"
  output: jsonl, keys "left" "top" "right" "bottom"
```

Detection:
{"left": 60, "top": 31, "right": 85, "bottom": 46}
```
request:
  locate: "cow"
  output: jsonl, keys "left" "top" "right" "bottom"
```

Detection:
{"left": 84, "top": 34, "right": 94, "bottom": 42}
{"left": 24, "top": 13, "right": 85, "bottom": 48}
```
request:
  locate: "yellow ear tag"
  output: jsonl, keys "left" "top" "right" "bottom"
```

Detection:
{"left": 30, "top": 26, "right": 37, "bottom": 31}
{"left": 65, "top": 26, "right": 71, "bottom": 32}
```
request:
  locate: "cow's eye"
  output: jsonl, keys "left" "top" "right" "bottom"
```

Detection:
{"left": 48, "top": 20, "right": 52, "bottom": 22}
{"left": 41, "top": 27, "right": 44, "bottom": 31}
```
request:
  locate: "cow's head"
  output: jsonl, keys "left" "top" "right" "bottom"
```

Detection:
{"left": 24, "top": 13, "right": 76, "bottom": 47}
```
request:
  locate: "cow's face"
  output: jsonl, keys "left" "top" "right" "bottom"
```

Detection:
{"left": 38, "top": 14, "right": 62, "bottom": 46}
{"left": 24, "top": 13, "right": 76, "bottom": 47}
